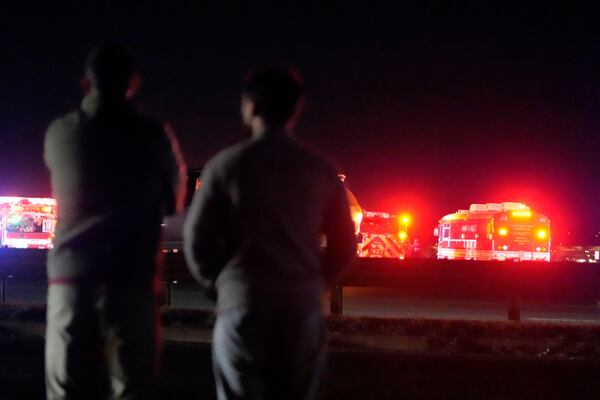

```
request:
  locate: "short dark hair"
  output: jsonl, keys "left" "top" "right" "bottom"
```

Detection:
{"left": 242, "top": 66, "right": 304, "bottom": 126}
{"left": 85, "top": 43, "right": 134, "bottom": 96}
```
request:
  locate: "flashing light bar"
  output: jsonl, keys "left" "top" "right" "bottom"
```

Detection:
{"left": 511, "top": 210, "right": 532, "bottom": 218}
{"left": 0, "top": 196, "right": 56, "bottom": 206}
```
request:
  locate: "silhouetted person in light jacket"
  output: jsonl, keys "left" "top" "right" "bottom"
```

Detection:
{"left": 184, "top": 66, "right": 356, "bottom": 400}
{"left": 44, "top": 43, "right": 186, "bottom": 400}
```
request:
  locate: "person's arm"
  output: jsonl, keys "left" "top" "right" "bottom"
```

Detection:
{"left": 161, "top": 123, "right": 187, "bottom": 216}
{"left": 183, "top": 162, "right": 229, "bottom": 289}
{"left": 43, "top": 120, "right": 62, "bottom": 177}
{"left": 321, "top": 176, "right": 357, "bottom": 287}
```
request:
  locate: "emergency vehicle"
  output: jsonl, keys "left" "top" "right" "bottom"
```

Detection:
{"left": 435, "top": 202, "right": 551, "bottom": 261}
{"left": 0, "top": 197, "right": 57, "bottom": 249}
{"left": 339, "top": 174, "right": 410, "bottom": 259}
{"left": 357, "top": 211, "right": 408, "bottom": 259}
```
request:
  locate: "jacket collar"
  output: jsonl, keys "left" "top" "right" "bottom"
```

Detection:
{"left": 81, "top": 92, "right": 132, "bottom": 115}
{"left": 252, "top": 128, "right": 293, "bottom": 141}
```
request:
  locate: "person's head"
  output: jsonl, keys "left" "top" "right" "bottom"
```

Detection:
{"left": 241, "top": 66, "right": 304, "bottom": 134}
{"left": 83, "top": 43, "right": 139, "bottom": 98}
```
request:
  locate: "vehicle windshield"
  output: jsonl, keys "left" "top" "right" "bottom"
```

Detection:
{"left": 361, "top": 216, "right": 399, "bottom": 234}
{"left": 5, "top": 213, "right": 45, "bottom": 233}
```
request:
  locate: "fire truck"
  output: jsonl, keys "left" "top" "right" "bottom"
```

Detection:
{"left": 435, "top": 202, "right": 551, "bottom": 261}
{"left": 357, "top": 211, "right": 408, "bottom": 259}
{"left": 338, "top": 174, "right": 407, "bottom": 259}
{"left": 0, "top": 197, "right": 57, "bottom": 249}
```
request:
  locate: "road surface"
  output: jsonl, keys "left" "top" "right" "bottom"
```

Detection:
{"left": 5, "top": 281, "right": 600, "bottom": 324}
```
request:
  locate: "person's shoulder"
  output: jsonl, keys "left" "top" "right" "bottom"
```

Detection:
{"left": 46, "top": 110, "right": 81, "bottom": 136}
{"left": 133, "top": 109, "right": 166, "bottom": 134}
{"left": 205, "top": 139, "right": 254, "bottom": 172}
{"left": 292, "top": 138, "right": 340, "bottom": 176}
{"left": 45, "top": 110, "right": 84, "bottom": 147}
{"left": 131, "top": 110, "right": 177, "bottom": 152}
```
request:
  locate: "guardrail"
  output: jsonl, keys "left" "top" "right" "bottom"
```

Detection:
{"left": 2, "top": 249, "right": 600, "bottom": 321}
{"left": 331, "top": 258, "right": 600, "bottom": 320}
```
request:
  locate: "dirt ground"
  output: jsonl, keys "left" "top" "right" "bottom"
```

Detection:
{"left": 326, "top": 315, "right": 600, "bottom": 360}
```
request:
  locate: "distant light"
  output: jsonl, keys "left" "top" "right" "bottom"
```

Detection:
{"left": 498, "top": 227, "right": 508, "bottom": 236}
{"left": 503, "top": 245, "right": 508, "bottom": 251}
{"left": 400, "top": 214, "right": 411, "bottom": 226}
{"left": 352, "top": 211, "right": 363, "bottom": 225}
{"left": 536, "top": 246, "right": 542, "bottom": 252}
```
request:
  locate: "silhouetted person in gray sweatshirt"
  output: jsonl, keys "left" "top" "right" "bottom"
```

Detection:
{"left": 44, "top": 43, "right": 186, "bottom": 400}
{"left": 184, "top": 66, "right": 356, "bottom": 400}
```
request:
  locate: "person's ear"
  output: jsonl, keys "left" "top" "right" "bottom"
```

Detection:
{"left": 126, "top": 73, "right": 142, "bottom": 99}
{"left": 80, "top": 76, "right": 91, "bottom": 95}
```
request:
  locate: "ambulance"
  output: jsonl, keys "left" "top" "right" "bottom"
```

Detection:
{"left": 0, "top": 197, "right": 57, "bottom": 249}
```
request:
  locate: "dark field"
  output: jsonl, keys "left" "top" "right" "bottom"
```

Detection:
{"left": 2, "top": 306, "right": 600, "bottom": 399}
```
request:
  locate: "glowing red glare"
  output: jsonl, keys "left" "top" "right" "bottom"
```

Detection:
{"left": 498, "top": 227, "right": 508, "bottom": 236}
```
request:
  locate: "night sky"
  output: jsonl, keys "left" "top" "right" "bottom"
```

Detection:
{"left": 2, "top": 3, "right": 600, "bottom": 244}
